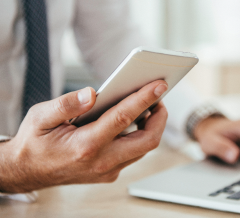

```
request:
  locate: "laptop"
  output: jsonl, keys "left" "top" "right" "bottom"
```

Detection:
{"left": 128, "top": 92, "right": 240, "bottom": 214}
{"left": 128, "top": 157, "right": 240, "bottom": 213}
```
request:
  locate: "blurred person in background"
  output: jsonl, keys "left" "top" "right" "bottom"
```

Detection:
{"left": 0, "top": 0, "right": 240, "bottom": 202}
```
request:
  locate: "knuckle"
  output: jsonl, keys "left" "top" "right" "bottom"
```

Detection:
{"left": 115, "top": 110, "right": 133, "bottom": 128}
{"left": 75, "top": 146, "right": 98, "bottom": 162}
{"left": 101, "top": 171, "right": 120, "bottom": 183}
{"left": 147, "top": 134, "right": 161, "bottom": 150}
{"left": 138, "top": 96, "right": 151, "bottom": 109}
{"left": 26, "top": 104, "right": 42, "bottom": 125}
{"left": 93, "top": 160, "right": 113, "bottom": 175}
{"left": 72, "top": 134, "right": 102, "bottom": 162}
{"left": 54, "top": 96, "right": 72, "bottom": 116}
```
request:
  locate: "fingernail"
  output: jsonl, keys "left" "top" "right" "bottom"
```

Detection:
{"left": 225, "top": 149, "right": 237, "bottom": 162}
{"left": 154, "top": 83, "right": 168, "bottom": 97}
{"left": 78, "top": 87, "right": 91, "bottom": 104}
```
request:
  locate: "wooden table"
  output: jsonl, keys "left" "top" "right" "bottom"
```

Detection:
{"left": 0, "top": 143, "right": 239, "bottom": 218}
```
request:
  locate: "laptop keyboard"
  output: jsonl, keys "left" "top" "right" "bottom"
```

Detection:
{"left": 209, "top": 180, "right": 240, "bottom": 200}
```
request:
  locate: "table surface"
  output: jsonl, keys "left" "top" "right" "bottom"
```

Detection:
{"left": 0, "top": 143, "right": 239, "bottom": 218}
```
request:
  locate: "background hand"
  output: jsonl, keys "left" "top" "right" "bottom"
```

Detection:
{"left": 195, "top": 117, "right": 240, "bottom": 164}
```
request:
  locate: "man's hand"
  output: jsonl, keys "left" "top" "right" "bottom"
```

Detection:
{"left": 195, "top": 117, "right": 240, "bottom": 164}
{"left": 0, "top": 80, "right": 168, "bottom": 193}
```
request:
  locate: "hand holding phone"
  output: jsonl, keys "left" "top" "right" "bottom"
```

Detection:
{"left": 71, "top": 46, "right": 198, "bottom": 127}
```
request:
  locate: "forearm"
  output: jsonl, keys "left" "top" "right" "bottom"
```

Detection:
{"left": 0, "top": 138, "right": 39, "bottom": 193}
{"left": 0, "top": 139, "right": 38, "bottom": 202}
{"left": 0, "top": 139, "right": 22, "bottom": 193}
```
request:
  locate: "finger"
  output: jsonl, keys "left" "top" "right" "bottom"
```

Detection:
{"left": 26, "top": 87, "right": 96, "bottom": 130}
{"left": 115, "top": 155, "right": 144, "bottom": 171}
{"left": 202, "top": 136, "right": 240, "bottom": 164}
{"left": 106, "top": 102, "right": 168, "bottom": 164}
{"left": 97, "top": 155, "right": 144, "bottom": 183}
{"left": 92, "top": 80, "right": 168, "bottom": 142}
{"left": 222, "top": 120, "right": 240, "bottom": 141}
{"left": 143, "top": 101, "right": 168, "bottom": 132}
{"left": 107, "top": 155, "right": 144, "bottom": 176}
{"left": 137, "top": 111, "right": 151, "bottom": 130}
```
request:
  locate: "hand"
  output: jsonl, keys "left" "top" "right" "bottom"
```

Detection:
{"left": 194, "top": 117, "right": 240, "bottom": 164}
{"left": 0, "top": 80, "right": 168, "bottom": 193}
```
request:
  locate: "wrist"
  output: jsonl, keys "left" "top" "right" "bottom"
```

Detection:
{"left": 0, "top": 139, "right": 16, "bottom": 192}
{"left": 0, "top": 138, "right": 29, "bottom": 193}
{"left": 194, "top": 116, "right": 226, "bottom": 141}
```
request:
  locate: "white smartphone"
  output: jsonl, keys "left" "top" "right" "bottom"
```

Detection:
{"left": 70, "top": 46, "right": 199, "bottom": 127}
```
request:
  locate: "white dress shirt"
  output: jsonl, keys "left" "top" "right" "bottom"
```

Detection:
{"left": 0, "top": 0, "right": 204, "bottom": 200}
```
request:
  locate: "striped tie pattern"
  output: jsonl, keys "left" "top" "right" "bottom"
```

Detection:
{"left": 22, "top": 0, "right": 51, "bottom": 119}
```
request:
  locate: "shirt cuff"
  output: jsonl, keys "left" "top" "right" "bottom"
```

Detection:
{"left": 0, "top": 135, "right": 12, "bottom": 142}
{"left": 0, "top": 191, "right": 38, "bottom": 203}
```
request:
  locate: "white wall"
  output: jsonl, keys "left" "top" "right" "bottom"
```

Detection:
{"left": 129, "top": 0, "right": 165, "bottom": 47}
{"left": 62, "top": 0, "right": 240, "bottom": 96}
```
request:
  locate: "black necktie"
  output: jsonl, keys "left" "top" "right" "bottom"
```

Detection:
{"left": 22, "top": 0, "right": 51, "bottom": 119}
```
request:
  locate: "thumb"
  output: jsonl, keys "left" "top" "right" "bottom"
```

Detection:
{"left": 26, "top": 87, "right": 96, "bottom": 130}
